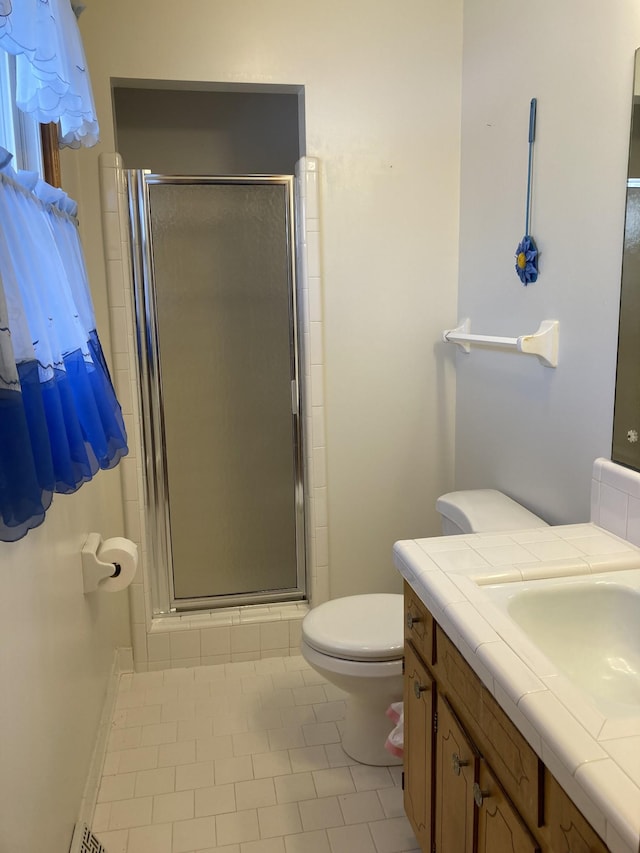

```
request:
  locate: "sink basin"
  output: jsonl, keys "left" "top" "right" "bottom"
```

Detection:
{"left": 484, "top": 572, "right": 640, "bottom": 710}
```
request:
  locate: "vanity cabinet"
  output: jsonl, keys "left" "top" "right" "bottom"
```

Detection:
{"left": 402, "top": 582, "right": 610, "bottom": 853}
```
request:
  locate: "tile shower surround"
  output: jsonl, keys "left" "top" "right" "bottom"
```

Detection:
{"left": 93, "top": 655, "right": 419, "bottom": 853}
{"left": 98, "top": 154, "right": 329, "bottom": 671}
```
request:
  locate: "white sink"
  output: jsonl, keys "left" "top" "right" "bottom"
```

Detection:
{"left": 482, "top": 570, "right": 640, "bottom": 711}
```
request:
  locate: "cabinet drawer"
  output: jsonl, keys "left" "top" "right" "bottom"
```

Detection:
{"left": 544, "top": 771, "right": 608, "bottom": 853}
{"left": 435, "top": 626, "right": 542, "bottom": 831}
{"left": 404, "top": 582, "right": 434, "bottom": 664}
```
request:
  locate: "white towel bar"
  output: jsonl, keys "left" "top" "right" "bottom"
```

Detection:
{"left": 443, "top": 319, "right": 558, "bottom": 368}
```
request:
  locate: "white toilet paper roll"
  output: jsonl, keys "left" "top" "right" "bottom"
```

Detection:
{"left": 96, "top": 537, "right": 138, "bottom": 592}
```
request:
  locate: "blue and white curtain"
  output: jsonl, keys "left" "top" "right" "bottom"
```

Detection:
{"left": 0, "top": 147, "right": 127, "bottom": 541}
{"left": 0, "top": 0, "right": 98, "bottom": 147}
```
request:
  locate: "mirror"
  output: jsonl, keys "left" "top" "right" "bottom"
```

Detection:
{"left": 612, "top": 50, "right": 640, "bottom": 470}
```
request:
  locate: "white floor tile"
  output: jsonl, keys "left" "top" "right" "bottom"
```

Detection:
{"left": 284, "top": 830, "right": 330, "bottom": 852}
{"left": 195, "top": 783, "right": 236, "bottom": 817}
{"left": 268, "top": 726, "right": 306, "bottom": 751}
{"left": 158, "top": 740, "right": 196, "bottom": 767}
{"left": 368, "top": 816, "right": 418, "bottom": 853}
{"left": 152, "top": 789, "right": 194, "bottom": 823}
{"left": 232, "top": 730, "right": 271, "bottom": 756}
{"left": 338, "top": 790, "right": 384, "bottom": 824}
{"left": 92, "top": 802, "right": 111, "bottom": 833}
{"left": 293, "top": 685, "right": 328, "bottom": 706}
{"left": 253, "top": 750, "right": 292, "bottom": 779}
{"left": 281, "top": 706, "right": 317, "bottom": 728}
{"left": 312, "top": 768, "right": 356, "bottom": 798}
{"left": 302, "top": 722, "right": 341, "bottom": 747}
{"left": 216, "top": 808, "right": 260, "bottom": 845}
{"left": 324, "top": 744, "right": 357, "bottom": 768}
{"left": 172, "top": 815, "right": 216, "bottom": 853}
{"left": 107, "top": 726, "right": 142, "bottom": 752}
{"left": 313, "top": 701, "right": 346, "bottom": 723}
{"left": 141, "top": 721, "right": 178, "bottom": 746}
{"left": 274, "top": 772, "right": 317, "bottom": 804}
{"left": 175, "top": 761, "right": 215, "bottom": 791}
{"left": 298, "top": 796, "right": 344, "bottom": 831}
{"left": 235, "top": 778, "right": 277, "bottom": 810}
{"left": 257, "top": 802, "right": 303, "bottom": 838}
{"left": 215, "top": 754, "right": 254, "bottom": 785}
{"left": 97, "top": 772, "right": 136, "bottom": 803}
{"left": 127, "top": 822, "right": 172, "bottom": 853}
{"left": 242, "top": 838, "right": 286, "bottom": 853}
{"left": 135, "top": 767, "right": 175, "bottom": 798}
{"left": 197, "top": 734, "right": 234, "bottom": 762}
{"left": 376, "top": 787, "right": 405, "bottom": 819}
{"left": 327, "top": 823, "right": 377, "bottom": 853}
{"left": 349, "top": 765, "right": 393, "bottom": 792}
{"left": 95, "top": 829, "right": 128, "bottom": 853}
{"left": 109, "top": 796, "right": 153, "bottom": 830}
{"left": 289, "top": 746, "right": 329, "bottom": 773}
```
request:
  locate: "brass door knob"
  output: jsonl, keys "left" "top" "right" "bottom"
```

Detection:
{"left": 473, "top": 782, "right": 490, "bottom": 807}
{"left": 406, "top": 612, "right": 422, "bottom": 630}
{"left": 452, "top": 753, "right": 470, "bottom": 776}
{"left": 413, "top": 680, "right": 428, "bottom": 699}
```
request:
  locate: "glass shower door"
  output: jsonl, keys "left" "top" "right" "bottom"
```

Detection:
{"left": 128, "top": 173, "right": 305, "bottom": 611}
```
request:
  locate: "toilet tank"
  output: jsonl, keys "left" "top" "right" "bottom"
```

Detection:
{"left": 436, "top": 489, "right": 548, "bottom": 535}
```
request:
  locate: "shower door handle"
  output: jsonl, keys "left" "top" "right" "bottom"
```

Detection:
{"left": 291, "top": 379, "right": 299, "bottom": 415}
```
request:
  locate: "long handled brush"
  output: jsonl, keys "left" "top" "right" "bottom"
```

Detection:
{"left": 515, "top": 98, "right": 539, "bottom": 285}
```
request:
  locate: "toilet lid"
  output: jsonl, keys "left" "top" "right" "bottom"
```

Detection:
{"left": 302, "top": 594, "right": 404, "bottom": 661}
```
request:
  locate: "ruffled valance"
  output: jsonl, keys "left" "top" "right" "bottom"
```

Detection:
{"left": 0, "top": 0, "right": 99, "bottom": 147}
{"left": 0, "top": 146, "right": 127, "bottom": 541}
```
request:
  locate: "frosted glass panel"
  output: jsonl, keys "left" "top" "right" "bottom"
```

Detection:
{"left": 148, "top": 181, "right": 298, "bottom": 600}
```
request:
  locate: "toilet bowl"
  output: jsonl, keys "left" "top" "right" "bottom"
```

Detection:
{"left": 301, "top": 489, "right": 547, "bottom": 766}
{"left": 300, "top": 593, "right": 404, "bottom": 766}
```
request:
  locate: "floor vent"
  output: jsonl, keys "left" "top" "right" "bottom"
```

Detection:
{"left": 69, "top": 823, "right": 107, "bottom": 853}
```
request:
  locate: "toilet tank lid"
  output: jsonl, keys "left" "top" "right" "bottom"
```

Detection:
{"left": 436, "top": 489, "right": 548, "bottom": 533}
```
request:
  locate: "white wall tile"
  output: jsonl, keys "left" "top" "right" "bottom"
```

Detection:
{"left": 260, "top": 622, "right": 290, "bottom": 651}
{"left": 147, "top": 633, "right": 170, "bottom": 662}
{"left": 626, "top": 496, "right": 640, "bottom": 546}
{"left": 231, "top": 624, "right": 261, "bottom": 653}
{"left": 598, "top": 483, "right": 629, "bottom": 539}
{"left": 170, "top": 630, "right": 201, "bottom": 661}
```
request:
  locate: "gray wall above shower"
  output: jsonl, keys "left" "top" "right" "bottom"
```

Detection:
{"left": 112, "top": 85, "right": 303, "bottom": 175}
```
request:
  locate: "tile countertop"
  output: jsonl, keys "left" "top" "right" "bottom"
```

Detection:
{"left": 393, "top": 523, "right": 640, "bottom": 853}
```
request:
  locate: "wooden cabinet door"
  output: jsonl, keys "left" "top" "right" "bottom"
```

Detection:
{"left": 404, "top": 642, "right": 435, "bottom": 852}
{"left": 545, "top": 771, "right": 609, "bottom": 853}
{"left": 476, "top": 761, "right": 540, "bottom": 853}
{"left": 435, "top": 696, "right": 478, "bottom": 853}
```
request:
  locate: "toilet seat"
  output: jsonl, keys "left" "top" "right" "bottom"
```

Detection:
{"left": 302, "top": 593, "right": 404, "bottom": 662}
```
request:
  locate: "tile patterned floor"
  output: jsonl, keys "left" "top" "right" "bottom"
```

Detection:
{"left": 93, "top": 655, "right": 419, "bottom": 853}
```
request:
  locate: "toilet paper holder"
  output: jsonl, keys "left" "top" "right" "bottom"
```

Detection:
{"left": 82, "top": 532, "right": 134, "bottom": 593}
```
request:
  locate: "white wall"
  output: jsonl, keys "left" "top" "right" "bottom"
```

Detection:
{"left": 77, "top": 0, "right": 463, "bottom": 600}
{"left": 0, "top": 469, "right": 130, "bottom": 853}
{"left": 454, "top": 1, "right": 640, "bottom": 523}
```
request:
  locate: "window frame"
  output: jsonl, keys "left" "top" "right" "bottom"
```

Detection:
{"left": 0, "top": 51, "right": 60, "bottom": 186}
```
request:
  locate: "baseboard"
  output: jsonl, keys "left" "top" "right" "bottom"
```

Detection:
{"left": 74, "top": 647, "right": 132, "bottom": 832}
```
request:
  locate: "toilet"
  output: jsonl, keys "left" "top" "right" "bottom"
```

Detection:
{"left": 300, "top": 489, "right": 547, "bottom": 766}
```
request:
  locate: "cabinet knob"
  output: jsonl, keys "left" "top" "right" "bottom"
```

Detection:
{"left": 452, "top": 753, "right": 470, "bottom": 776}
{"left": 406, "top": 611, "right": 422, "bottom": 630}
{"left": 473, "top": 782, "right": 490, "bottom": 808}
{"left": 413, "top": 680, "right": 429, "bottom": 699}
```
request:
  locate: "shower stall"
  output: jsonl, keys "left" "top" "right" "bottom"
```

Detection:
{"left": 127, "top": 171, "right": 306, "bottom": 614}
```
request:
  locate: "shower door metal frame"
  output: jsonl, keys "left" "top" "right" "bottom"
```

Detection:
{"left": 127, "top": 171, "right": 307, "bottom": 615}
